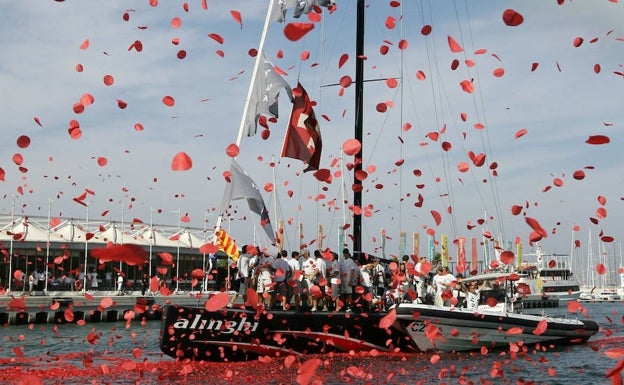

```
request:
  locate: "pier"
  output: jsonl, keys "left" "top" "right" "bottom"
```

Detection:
{"left": 0, "top": 290, "right": 214, "bottom": 325}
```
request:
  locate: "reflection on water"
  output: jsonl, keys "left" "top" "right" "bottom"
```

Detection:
{"left": 0, "top": 303, "right": 622, "bottom": 384}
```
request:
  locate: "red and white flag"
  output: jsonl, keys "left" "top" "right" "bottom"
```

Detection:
{"left": 281, "top": 82, "right": 322, "bottom": 172}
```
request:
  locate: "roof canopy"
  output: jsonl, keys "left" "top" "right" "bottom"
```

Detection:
{"left": 0, "top": 214, "right": 212, "bottom": 251}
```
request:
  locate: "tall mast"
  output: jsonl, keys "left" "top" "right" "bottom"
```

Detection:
{"left": 353, "top": 0, "right": 365, "bottom": 256}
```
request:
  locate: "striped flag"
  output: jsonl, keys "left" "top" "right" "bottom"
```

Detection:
{"left": 216, "top": 229, "right": 239, "bottom": 261}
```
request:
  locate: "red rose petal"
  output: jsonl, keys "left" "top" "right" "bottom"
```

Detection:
{"left": 284, "top": 22, "right": 315, "bottom": 42}
{"left": 16, "top": 135, "right": 31, "bottom": 148}
{"left": 162, "top": 96, "right": 175, "bottom": 107}
{"left": 586, "top": 135, "right": 610, "bottom": 145}
{"left": 502, "top": 9, "right": 524, "bottom": 26}
{"left": 226, "top": 143, "right": 240, "bottom": 158}
{"left": 171, "top": 152, "right": 192, "bottom": 171}
{"left": 342, "top": 138, "right": 361, "bottom": 156}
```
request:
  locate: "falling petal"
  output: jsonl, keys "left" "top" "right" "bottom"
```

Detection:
{"left": 502, "top": 9, "right": 524, "bottom": 26}
{"left": 226, "top": 143, "right": 240, "bottom": 157}
{"left": 16, "top": 135, "right": 31, "bottom": 148}
{"left": 342, "top": 138, "right": 361, "bottom": 156}
{"left": 284, "top": 22, "right": 315, "bottom": 41}
{"left": 162, "top": 96, "right": 175, "bottom": 107}
{"left": 515, "top": 128, "right": 528, "bottom": 139}
{"left": 231, "top": 10, "right": 243, "bottom": 27}
{"left": 208, "top": 33, "right": 224, "bottom": 44}
{"left": 205, "top": 292, "right": 230, "bottom": 311}
{"left": 171, "top": 152, "right": 192, "bottom": 171}
{"left": 447, "top": 35, "right": 463, "bottom": 52}
{"left": 431, "top": 210, "right": 442, "bottom": 226}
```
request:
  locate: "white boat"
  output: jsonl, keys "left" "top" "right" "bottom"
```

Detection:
{"left": 516, "top": 244, "right": 581, "bottom": 304}
{"left": 579, "top": 267, "right": 624, "bottom": 302}
{"left": 395, "top": 273, "right": 598, "bottom": 352}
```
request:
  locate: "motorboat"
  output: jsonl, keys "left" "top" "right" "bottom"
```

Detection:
{"left": 394, "top": 272, "right": 598, "bottom": 352}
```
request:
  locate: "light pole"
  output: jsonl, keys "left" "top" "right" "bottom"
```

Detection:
{"left": 203, "top": 211, "right": 214, "bottom": 293}
{"left": 7, "top": 195, "right": 15, "bottom": 293}
{"left": 119, "top": 204, "right": 124, "bottom": 275}
{"left": 82, "top": 202, "right": 89, "bottom": 293}
{"left": 170, "top": 209, "right": 181, "bottom": 292}
{"left": 44, "top": 199, "right": 54, "bottom": 294}
{"left": 149, "top": 208, "right": 155, "bottom": 277}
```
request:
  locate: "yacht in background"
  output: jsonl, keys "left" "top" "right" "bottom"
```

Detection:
{"left": 516, "top": 244, "right": 581, "bottom": 306}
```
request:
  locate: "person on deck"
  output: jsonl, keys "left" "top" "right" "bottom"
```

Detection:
{"left": 273, "top": 251, "right": 292, "bottom": 310}
{"left": 313, "top": 250, "right": 327, "bottom": 311}
{"left": 432, "top": 266, "right": 454, "bottom": 306}
{"left": 285, "top": 250, "right": 302, "bottom": 310}
{"left": 326, "top": 251, "right": 341, "bottom": 311}
{"left": 301, "top": 249, "right": 319, "bottom": 311}
{"left": 255, "top": 251, "right": 275, "bottom": 308}
{"left": 463, "top": 280, "right": 487, "bottom": 310}
{"left": 340, "top": 248, "right": 359, "bottom": 311}
{"left": 228, "top": 245, "right": 253, "bottom": 308}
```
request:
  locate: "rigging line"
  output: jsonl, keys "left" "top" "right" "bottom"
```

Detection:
{"left": 399, "top": 0, "right": 459, "bottom": 239}
{"left": 421, "top": 0, "right": 461, "bottom": 239}
{"left": 455, "top": 0, "right": 506, "bottom": 241}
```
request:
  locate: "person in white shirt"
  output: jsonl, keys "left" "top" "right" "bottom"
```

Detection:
{"left": 228, "top": 245, "right": 253, "bottom": 308}
{"left": 286, "top": 250, "right": 302, "bottom": 310}
{"left": 359, "top": 261, "right": 374, "bottom": 310}
{"left": 116, "top": 273, "right": 124, "bottom": 295}
{"left": 255, "top": 252, "right": 275, "bottom": 307}
{"left": 463, "top": 280, "right": 487, "bottom": 310}
{"left": 340, "top": 248, "right": 359, "bottom": 311}
{"left": 313, "top": 250, "right": 327, "bottom": 311}
{"left": 301, "top": 249, "right": 319, "bottom": 311}
{"left": 432, "top": 266, "right": 455, "bottom": 306}
{"left": 28, "top": 272, "right": 35, "bottom": 294}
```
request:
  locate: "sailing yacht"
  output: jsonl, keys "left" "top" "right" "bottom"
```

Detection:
{"left": 159, "top": 1, "right": 600, "bottom": 361}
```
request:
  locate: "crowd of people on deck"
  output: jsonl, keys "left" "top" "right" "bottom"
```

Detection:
{"left": 225, "top": 246, "right": 487, "bottom": 312}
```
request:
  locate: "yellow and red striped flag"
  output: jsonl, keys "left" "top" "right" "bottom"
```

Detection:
{"left": 216, "top": 229, "right": 239, "bottom": 261}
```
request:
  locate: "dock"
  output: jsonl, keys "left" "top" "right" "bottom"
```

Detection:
{"left": 0, "top": 290, "right": 217, "bottom": 325}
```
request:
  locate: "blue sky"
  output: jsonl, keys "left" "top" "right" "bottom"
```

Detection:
{"left": 1, "top": 1, "right": 623, "bottom": 279}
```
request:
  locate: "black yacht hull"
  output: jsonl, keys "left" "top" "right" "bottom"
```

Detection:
{"left": 159, "top": 304, "right": 417, "bottom": 361}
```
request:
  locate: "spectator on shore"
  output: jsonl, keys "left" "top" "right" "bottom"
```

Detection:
{"left": 141, "top": 274, "right": 149, "bottom": 295}
{"left": 28, "top": 272, "right": 35, "bottom": 294}
{"left": 116, "top": 273, "right": 124, "bottom": 295}
{"left": 89, "top": 268, "right": 99, "bottom": 291}
{"left": 105, "top": 271, "right": 113, "bottom": 290}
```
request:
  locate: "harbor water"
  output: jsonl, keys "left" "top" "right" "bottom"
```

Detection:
{"left": 0, "top": 302, "right": 622, "bottom": 385}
